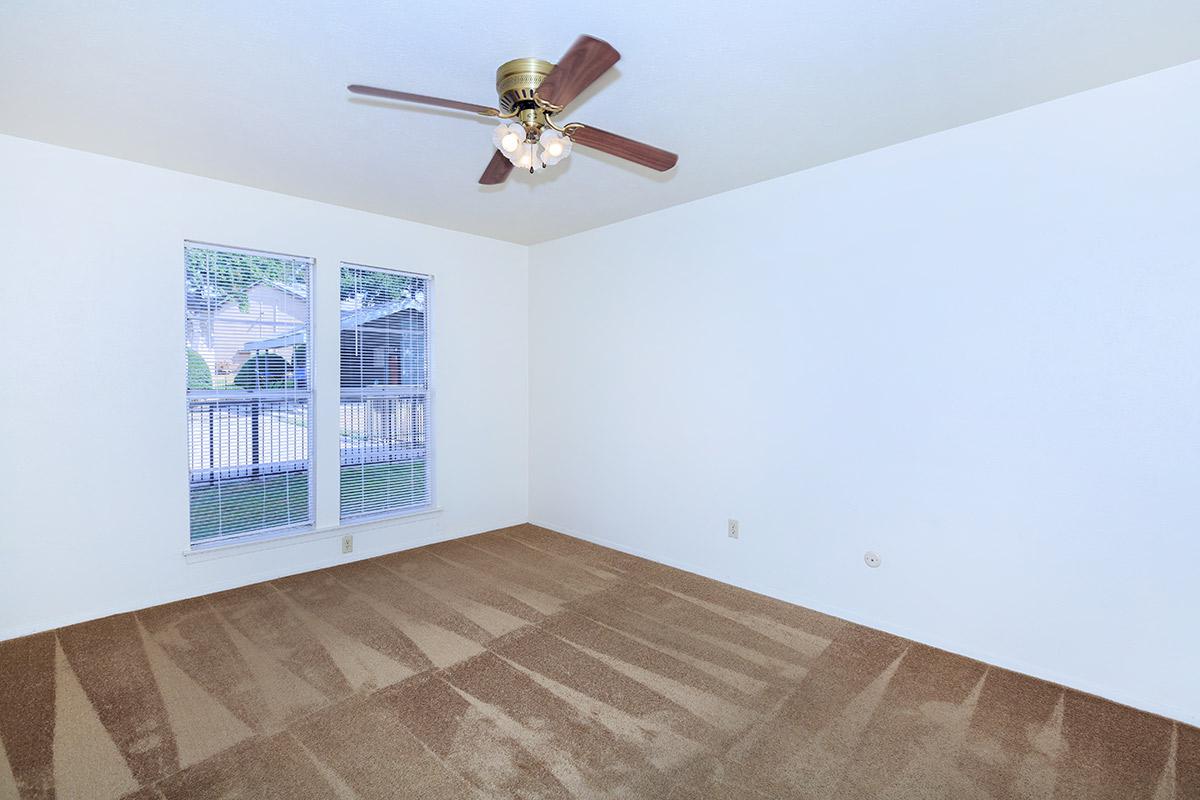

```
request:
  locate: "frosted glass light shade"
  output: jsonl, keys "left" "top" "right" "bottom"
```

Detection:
{"left": 491, "top": 123, "right": 525, "bottom": 154}
{"left": 512, "top": 142, "right": 544, "bottom": 170}
{"left": 540, "top": 130, "right": 572, "bottom": 165}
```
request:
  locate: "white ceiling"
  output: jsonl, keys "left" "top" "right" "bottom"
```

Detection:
{"left": 3, "top": 1, "right": 1198, "bottom": 244}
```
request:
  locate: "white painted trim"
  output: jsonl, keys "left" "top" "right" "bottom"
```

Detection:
{"left": 530, "top": 517, "right": 1199, "bottom": 729}
{"left": 183, "top": 506, "right": 443, "bottom": 562}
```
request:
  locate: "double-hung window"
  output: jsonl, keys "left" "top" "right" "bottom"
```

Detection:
{"left": 339, "top": 264, "right": 432, "bottom": 519}
{"left": 184, "top": 243, "right": 314, "bottom": 546}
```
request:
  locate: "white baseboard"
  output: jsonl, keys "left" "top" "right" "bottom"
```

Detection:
{"left": 8, "top": 513, "right": 1192, "bottom": 729}
{"left": 531, "top": 517, "right": 1198, "bottom": 729}
{"left": 0, "top": 518, "right": 525, "bottom": 642}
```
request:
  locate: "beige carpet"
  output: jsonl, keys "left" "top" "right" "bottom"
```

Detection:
{"left": 0, "top": 524, "right": 1193, "bottom": 799}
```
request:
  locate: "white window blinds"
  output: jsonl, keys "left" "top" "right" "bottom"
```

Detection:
{"left": 185, "top": 243, "right": 314, "bottom": 545}
{"left": 339, "top": 264, "right": 432, "bottom": 519}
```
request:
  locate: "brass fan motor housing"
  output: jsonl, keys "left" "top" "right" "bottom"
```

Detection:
{"left": 495, "top": 58, "right": 555, "bottom": 114}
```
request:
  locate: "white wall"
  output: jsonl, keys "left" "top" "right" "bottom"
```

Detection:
{"left": 0, "top": 134, "right": 529, "bottom": 639}
{"left": 529, "top": 62, "right": 1200, "bottom": 725}
{"left": 2, "top": 60, "right": 1197, "bottom": 725}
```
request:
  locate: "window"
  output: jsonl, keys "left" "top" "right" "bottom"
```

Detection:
{"left": 184, "top": 243, "right": 313, "bottom": 546}
{"left": 339, "top": 264, "right": 432, "bottom": 519}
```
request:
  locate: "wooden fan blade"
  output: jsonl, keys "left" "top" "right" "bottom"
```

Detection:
{"left": 536, "top": 35, "right": 620, "bottom": 109}
{"left": 347, "top": 85, "right": 498, "bottom": 116}
{"left": 479, "top": 150, "right": 514, "bottom": 185}
{"left": 569, "top": 126, "right": 678, "bottom": 172}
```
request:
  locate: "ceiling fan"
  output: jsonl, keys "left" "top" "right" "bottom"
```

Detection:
{"left": 348, "top": 35, "right": 678, "bottom": 185}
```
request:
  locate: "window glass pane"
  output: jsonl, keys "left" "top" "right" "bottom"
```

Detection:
{"left": 185, "top": 244, "right": 314, "bottom": 544}
{"left": 339, "top": 264, "right": 431, "bottom": 519}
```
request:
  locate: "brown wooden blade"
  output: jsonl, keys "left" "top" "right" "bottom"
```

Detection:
{"left": 347, "top": 85, "right": 497, "bottom": 116}
{"left": 479, "top": 150, "right": 514, "bottom": 185}
{"left": 536, "top": 35, "right": 620, "bottom": 109}
{"left": 569, "top": 126, "right": 678, "bottom": 172}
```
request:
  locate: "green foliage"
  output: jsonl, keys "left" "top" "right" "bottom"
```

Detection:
{"left": 291, "top": 344, "right": 308, "bottom": 389}
{"left": 190, "top": 472, "right": 308, "bottom": 541}
{"left": 233, "top": 353, "right": 291, "bottom": 389}
{"left": 186, "top": 348, "right": 213, "bottom": 389}
{"left": 186, "top": 249, "right": 306, "bottom": 313}
{"left": 340, "top": 461, "right": 426, "bottom": 517}
{"left": 340, "top": 267, "right": 421, "bottom": 306}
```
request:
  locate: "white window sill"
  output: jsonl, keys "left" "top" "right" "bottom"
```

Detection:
{"left": 183, "top": 506, "right": 443, "bottom": 563}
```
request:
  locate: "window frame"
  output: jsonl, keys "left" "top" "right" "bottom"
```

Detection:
{"left": 183, "top": 240, "right": 317, "bottom": 552}
{"left": 338, "top": 262, "right": 436, "bottom": 523}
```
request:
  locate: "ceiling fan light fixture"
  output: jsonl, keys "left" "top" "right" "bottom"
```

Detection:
{"left": 350, "top": 34, "right": 678, "bottom": 185}
{"left": 492, "top": 122, "right": 525, "bottom": 154}
{"left": 511, "top": 141, "right": 545, "bottom": 171}
{"left": 539, "top": 130, "right": 572, "bottom": 165}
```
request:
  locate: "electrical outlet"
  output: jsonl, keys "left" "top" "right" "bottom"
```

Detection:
{"left": 341, "top": 534, "right": 353, "bottom": 554}
{"left": 727, "top": 519, "right": 739, "bottom": 539}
